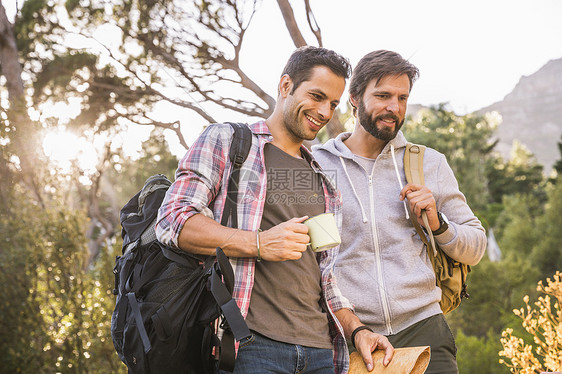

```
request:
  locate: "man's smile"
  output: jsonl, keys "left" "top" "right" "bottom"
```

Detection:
{"left": 305, "top": 113, "right": 324, "bottom": 130}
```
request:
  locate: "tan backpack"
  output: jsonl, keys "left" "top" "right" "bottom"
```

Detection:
{"left": 404, "top": 143, "right": 470, "bottom": 314}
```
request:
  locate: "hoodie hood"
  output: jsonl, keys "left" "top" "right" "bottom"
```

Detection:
{"left": 312, "top": 130, "right": 409, "bottom": 160}
{"left": 313, "top": 130, "right": 411, "bottom": 222}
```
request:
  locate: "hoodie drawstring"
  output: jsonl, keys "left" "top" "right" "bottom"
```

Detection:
{"left": 339, "top": 157, "right": 368, "bottom": 223}
{"left": 390, "top": 144, "right": 410, "bottom": 220}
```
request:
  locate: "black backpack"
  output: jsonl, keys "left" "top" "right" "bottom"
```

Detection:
{"left": 111, "top": 123, "right": 252, "bottom": 373}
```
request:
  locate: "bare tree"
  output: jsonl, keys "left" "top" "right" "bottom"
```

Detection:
{"left": 9, "top": 0, "right": 344, "bottom": 265}
{"left": 20, "top": 0, "right": 339, "bottom": 151}
{"left": 21, "top": 1, "right": 274, "bottom": 151}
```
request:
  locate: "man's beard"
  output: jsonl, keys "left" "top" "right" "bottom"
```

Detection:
{"left": 357, "top": 101, "right": 403, "bottom": 141}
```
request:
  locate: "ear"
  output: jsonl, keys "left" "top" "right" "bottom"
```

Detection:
{"left": 278, "top": 74, "right": 293, "bottom": 98}
{"left": 349, "top": 95, "right": 359, "bottom": 108}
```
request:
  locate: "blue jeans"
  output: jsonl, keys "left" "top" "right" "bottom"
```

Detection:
{"left": 220, "top": 331, "right": 335, "bottom": 374}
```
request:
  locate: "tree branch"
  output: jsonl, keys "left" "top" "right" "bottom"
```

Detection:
{"left": 139, "top": 116, "right": 190, "bottom": 151}
{"left": 276, "top": 0, "right": 307, "bottom": 47}
{"left": 304, "top": 0, "right": 322, "bottom": 47}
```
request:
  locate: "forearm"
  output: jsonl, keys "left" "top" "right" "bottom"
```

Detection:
{"left": 436, "top": 220, "right": 487, "bottom": 266}
{"left": 435, "top": 156, "right": 487, "bottom": 265}
{"left": 334, "top": 308, "right": 364, "bottom": 341}
{"left": 335, "top": 308, "right": 394, "bottom": 369}
{"left": 438, "top": 195, "right": 487, "bottom": 266}
{"left": 178, "top": 214, "right": 257, "bottom": 257}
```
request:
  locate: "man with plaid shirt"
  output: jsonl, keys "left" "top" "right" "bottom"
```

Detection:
{"left": 156, "top": 46, "right": 393, "bottom": 373}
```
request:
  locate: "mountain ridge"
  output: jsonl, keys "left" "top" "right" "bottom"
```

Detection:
{"left": 476, "top": 58, "right": 562, "bottom": 173}
{"left": 407, "top": 58, "right": 562, "bottom": 173}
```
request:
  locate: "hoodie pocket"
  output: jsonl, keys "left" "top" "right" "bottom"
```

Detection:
{"left": 334, "top": 259, "right": 386, "bottom": 326}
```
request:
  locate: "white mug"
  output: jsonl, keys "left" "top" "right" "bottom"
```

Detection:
{"left": 304, "top": 213, "right": 341, "bottom": 252}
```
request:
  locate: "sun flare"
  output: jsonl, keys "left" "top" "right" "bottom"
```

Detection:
{"left": 42, "top": 129, "right": 98, "bottom": 175}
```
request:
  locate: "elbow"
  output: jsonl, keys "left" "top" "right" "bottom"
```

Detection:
{"left": 467, "top": 231, "right": 488, "bottom": 266}
{"left": 155, "top": 218, "right": 174, "bottom": 247}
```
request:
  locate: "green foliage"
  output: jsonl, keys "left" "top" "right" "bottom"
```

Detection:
{"left": 456, "top": 329, "right": 507, "bottom": 374}
{"left": 33, "top": 52, "right": 98, "bottom": 103}
{"left": 16, "top": 0, "right": 271, "bottom": 155}
{"left": 0, "top": 119, "right": 177, "bottom": 372}
{"left": 552, "top": 134, "right": 562, "bottom": 177}
{"left": 64, "top": 0, "right": 81, "bottom": 12}
{"left": 87, "top": 239, "right": 128, "bottom": 374}
{"left": 0, "top": 187, "right": 50, "bottom": 373}
{"left": 15, "top": 0, "right": 57, "bottom": 60}
{"left": 531, "top": 175, "right": 562, "bottom": 277}
{"left": 447, "top": 255, "right": 540, "bottom": 338}
{"left": 494, "top": 193, "right": 542, "bottom": 258}
{"left": 486, "top": 141, "right": 546, "bottom": 205}
{"left": 0, "top": 184, "right": 126, "bottom": 373}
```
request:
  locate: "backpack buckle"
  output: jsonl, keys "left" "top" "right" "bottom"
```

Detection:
{"left": 409, "top": 145, "right": 421, "bottom": 154}
{"left": 233, "top": 154, "right": 245, "bottom": 168}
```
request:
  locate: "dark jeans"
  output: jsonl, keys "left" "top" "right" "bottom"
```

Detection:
{"left": 387, "top": 314, "right": 458, "bottom": 374}
{"left": 219, "top": 331, "right": 335, "bottom": 374}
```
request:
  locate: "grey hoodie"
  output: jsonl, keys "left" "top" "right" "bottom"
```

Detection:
{"left": 312, "top": 131, "right": 486, "bottom": 335}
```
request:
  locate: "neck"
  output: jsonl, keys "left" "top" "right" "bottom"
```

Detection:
{"left": 344, "top": 123, "right": 388, "bottom": 159}
{"left": 265, "top": 115, "right": 303, "bottom": 158}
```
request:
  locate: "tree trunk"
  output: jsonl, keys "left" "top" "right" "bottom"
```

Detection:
{"left": 0, "top": 2, "right": 24, "bottom": 99}
{"left": 0, "top": 1, "right": 44, "bottom": 206}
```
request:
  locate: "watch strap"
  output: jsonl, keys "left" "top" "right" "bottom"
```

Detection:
{"left": 432, "top": 212, "right": 448, "bottom": 235}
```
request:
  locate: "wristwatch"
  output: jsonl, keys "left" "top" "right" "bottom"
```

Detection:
{"left": 432, "top": 212, "right": 449, "bottom": 235}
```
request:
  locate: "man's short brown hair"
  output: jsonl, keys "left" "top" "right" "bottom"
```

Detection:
{"left": 281, "top": 46, "right": 352, "bottom": 94}
{"left": 349, "top": 50, "right": 419, "bottom": 106}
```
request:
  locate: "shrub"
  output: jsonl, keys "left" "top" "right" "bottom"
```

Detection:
{"left": 499, "top": 271, "right": 562, "bottom": 373}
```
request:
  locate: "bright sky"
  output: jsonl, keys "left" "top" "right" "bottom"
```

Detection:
{"left": 6, "top": 0, "right": 562, "bottom": 162}
{"left": 178, "top": 0, "right": 562, "bottom": 152}
{"left": 243, "top": 0, "right": 562, "bottom": 115}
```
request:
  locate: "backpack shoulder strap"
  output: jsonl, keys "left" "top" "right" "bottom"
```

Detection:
{"left": 221, "top": 122, "right": 253, "bottom": 229}
{"left": 404, "top": 143, "right": 437, "bottom": 255}
{"left": 228, "top": 122, "right": 252, "bottom": 168}
{"left": 211, "top": 123, "right": 253, "bottom": 371}
{"left": 404, "top": 142, "right": 426, "bottom": 185}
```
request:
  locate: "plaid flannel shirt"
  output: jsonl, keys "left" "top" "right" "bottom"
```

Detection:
{"left": 156, "top": 120, "right": 354, "bottom": 373}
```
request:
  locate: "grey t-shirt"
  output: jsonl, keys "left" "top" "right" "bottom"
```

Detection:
{"left": 245, "top": 143, "right": 332, "bottom": 349}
